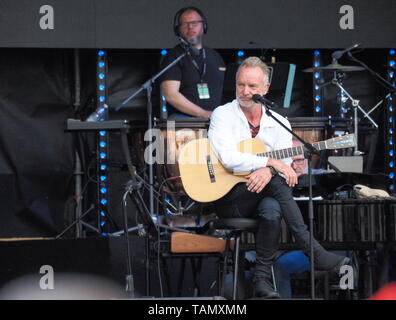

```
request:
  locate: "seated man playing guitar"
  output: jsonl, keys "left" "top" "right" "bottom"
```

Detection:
{"left": 207, "top": 56, "right": 350, "bottom": 299}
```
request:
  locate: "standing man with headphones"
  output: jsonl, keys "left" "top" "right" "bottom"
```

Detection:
{"left": 160, "top": 7, "right": 226, "bottom": 119}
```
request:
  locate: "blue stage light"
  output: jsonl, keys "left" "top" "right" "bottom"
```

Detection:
{"left": 101, "top": 164, "right": 107, "bottom": 170}
{"left": 315, "top": 106, "right": 321, "bottom": 112}
{"left": 100, "top": 153, "right": 107, "bottom": 159}
{"left": 314, "top": 50, "right": 320, "bottom": 56}
{"left": 100, "top": 176, "right": 107, "bottom": 181}
{"left": 161, "top": 49, "right": 168, "bottom": 56}
{"left": 390, "top": 49, "right": 395, "bottom": 55}
{"left": 98, "top": 62, "right": 105, "bottom": 68}
{"left": 98, "top": 50, "right": 105, "bottom": 56}
{"left": 100, "top": 141, "right": 106, "bottom": 148}
{"left": 101, "top": 199, "right": 107, "bottom": 205}
{"left": 314, "top": 72, "right": 320, "bottom": 79}
{"left": 237, "top": 50, "right": 245, "bottom": 57}
{"left": 99, "top": 131, "right": 106, "bottom": 136}
{"left": 99, "top": 85, "right": 105, "bottom": 91}
{"left": 100, "top": 187, "right": 107, "bottom": 194}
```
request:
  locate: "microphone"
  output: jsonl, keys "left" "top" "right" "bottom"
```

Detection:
{"left": 331, "top": 43, "right": 361, "bottom": 60}
{"left": 177, "top": 36, "right": 201, "bottom": 56}
{"left": 177, "top": 36, "right": 192, "bottom": 52}
{"left": 252, "top": 94, "right": 278, "bottom": 108}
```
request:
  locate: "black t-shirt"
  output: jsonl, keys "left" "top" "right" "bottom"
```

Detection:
{"left": 159, "top": 44, "right": 226, "bottom": 116}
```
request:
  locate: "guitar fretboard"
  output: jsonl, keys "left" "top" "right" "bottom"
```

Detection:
{"left": 258, "top": 141, "right": 327, "bottom": 160}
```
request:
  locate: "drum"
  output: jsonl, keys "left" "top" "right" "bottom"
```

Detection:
{"left": 289, "top": 117, "right": 329, "bottom": 143}
{"left": 157, "top": 119, "right": 209, "bottom": 195}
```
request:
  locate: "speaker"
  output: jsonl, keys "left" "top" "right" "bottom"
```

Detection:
{"left": 173, "top": 7, "right": 208, "bottom": 36}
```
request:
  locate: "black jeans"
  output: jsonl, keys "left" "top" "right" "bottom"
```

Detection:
{"left": 214, "top": 175, "right": 321, "bottom": 261}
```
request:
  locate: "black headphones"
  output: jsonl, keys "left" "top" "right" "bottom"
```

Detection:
{"left": 173, "top": 6, "right": 208, "bottom": 36}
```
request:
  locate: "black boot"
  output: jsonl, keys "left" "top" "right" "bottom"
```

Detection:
{"left": 254, "top": 211, "right": 281, "bottom": 299}
{"left": 253, "top": 278, "right": 280, "bottom": 299}
{"left": 314, "top": 249, "right": 350, "bottom": 272}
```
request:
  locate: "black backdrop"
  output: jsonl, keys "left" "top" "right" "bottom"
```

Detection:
{"left": 0, "top": 49, "right": 75, "bottom": 237}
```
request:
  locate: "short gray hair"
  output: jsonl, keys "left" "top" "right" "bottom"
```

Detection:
{"left": 236, "top": 56, "right": 270, "bottom": 84}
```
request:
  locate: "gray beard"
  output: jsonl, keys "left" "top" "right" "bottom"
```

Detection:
{"left": 237, "top": 97, "right": 255, "bottom": 109}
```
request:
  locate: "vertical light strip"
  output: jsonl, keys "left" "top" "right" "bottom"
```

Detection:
{"left": 97, "top": 49, "right": 109, "bottom": 235}
{"left": 313, "top": 50, "right": 323, "bottom": 115}
{"left": 387, "top": 49, "right": 396, "bottom": 193}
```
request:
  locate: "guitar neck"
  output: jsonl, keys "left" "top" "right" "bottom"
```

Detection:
{"left": 258, "top": 141, "right": 326, "bottom": 160}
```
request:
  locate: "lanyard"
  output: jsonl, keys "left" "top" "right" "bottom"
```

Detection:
{"left": 189, "top": 48, "right": 206, "bottom": 83}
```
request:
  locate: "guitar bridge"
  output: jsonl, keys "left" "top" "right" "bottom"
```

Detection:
{"left": 206, "top": 155, "right": 216, "bottom": 183}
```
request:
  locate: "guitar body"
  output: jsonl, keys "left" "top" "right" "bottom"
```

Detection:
{"left": 178, "top": 138, "right": 267, "bottom": 203}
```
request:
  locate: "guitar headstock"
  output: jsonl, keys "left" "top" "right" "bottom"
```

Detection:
{"left": 325, "top": 134, "right": 356, "bottom": 150}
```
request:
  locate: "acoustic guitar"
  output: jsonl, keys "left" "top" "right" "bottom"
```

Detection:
{"left": 178, "top": 134, "right": 356, "bottom": 203}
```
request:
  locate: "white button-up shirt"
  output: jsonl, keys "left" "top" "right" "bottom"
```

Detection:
{"left": 208, "top": 99, "right": 292, "bottom": 174}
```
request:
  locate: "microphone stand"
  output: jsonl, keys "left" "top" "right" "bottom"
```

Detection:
{"left": 257, "top": 99, "right": 341, "bottom": 300}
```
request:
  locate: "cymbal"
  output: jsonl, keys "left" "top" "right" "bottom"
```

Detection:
{"left": 302, "top": 63, "right": 365, "bottom": 72}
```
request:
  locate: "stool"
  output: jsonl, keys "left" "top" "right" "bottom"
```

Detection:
{"left": 212, "top": 217, "right": 277, "bottom": 300}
